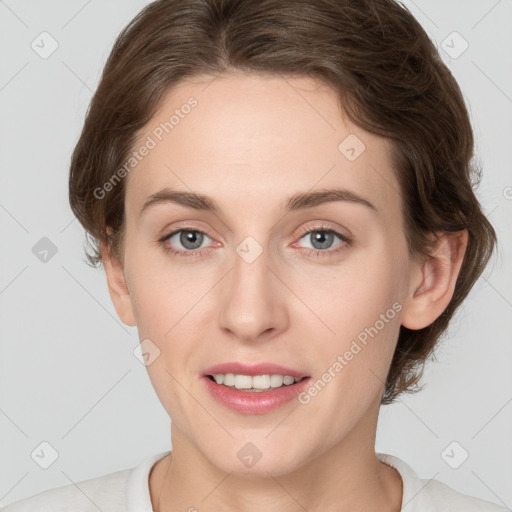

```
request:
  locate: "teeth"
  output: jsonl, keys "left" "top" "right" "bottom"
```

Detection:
{"left": 212, "top": 373, "right": 303, "bottom": 390}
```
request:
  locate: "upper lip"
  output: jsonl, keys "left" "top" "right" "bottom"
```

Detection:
{"left": 203, "top": 362, "right": 309, "bottom": 378}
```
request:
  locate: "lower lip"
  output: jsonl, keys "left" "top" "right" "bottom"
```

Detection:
{"left": 201, "top": 375, "right": 312, "bottom": 415}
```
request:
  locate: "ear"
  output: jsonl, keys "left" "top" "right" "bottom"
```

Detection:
{"left": 401, "top": 230, "right": 468, "bottom": 330}
{"left": 100, "top": 233, "right": 137, "bottom": 327}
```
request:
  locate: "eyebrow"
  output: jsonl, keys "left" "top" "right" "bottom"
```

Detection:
{"left": 140, "top": 187, "right": 377, "bottom": 216}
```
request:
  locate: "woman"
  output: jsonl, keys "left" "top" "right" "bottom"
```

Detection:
{"left": 3, "top": 0, "right": 506, "bottom": 510}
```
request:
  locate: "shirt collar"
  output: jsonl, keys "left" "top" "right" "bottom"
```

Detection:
{"left": 126, "top": 450, "right": 171, "bottom": 512}
{"left": 377, "top": 452, "right": 437, "bottom": 511}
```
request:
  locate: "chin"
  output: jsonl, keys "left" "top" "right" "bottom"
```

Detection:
{"left": 202, "top": 437, "right": 310, "bottom": 479}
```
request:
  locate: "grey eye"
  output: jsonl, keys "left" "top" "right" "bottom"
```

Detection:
{"left": 299, "top": 230, "right": 342, "bottom": 251}
{"left": 169, "top": 230, "right": 209, "bottom": 251}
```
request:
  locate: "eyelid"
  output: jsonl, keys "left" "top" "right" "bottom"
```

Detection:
{"left": 158, "top": 226, "right": 216, "bottom": 247}
{"left": 291, "top": 223, "right": 352, "bottom": 251}
{"left": 295, "top": 222, "right": 351, "bottom": 241}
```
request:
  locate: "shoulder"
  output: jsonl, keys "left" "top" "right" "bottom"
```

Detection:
{"left": 1, "top": 467, "right": 131, "bottom": 512}
{"left": 423, "top": 478, "right": 510, "bottom": 511}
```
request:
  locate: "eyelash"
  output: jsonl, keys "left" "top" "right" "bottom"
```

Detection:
{"left": 158, "top": 225, "right": 352, "bottom": 259}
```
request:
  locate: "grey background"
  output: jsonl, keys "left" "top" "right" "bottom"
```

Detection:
{"left": 0, "top": 0, "right": 511, "bottom": 508}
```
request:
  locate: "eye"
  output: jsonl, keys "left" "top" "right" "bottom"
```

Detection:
{"left": 158, "top": 225, "right": 352, "bottom": 259}
{"left": 159, "top": 228, "right": 214, "bottom": 258}
{"left": 294, "top": 225, "right": 352, "bottom": 257}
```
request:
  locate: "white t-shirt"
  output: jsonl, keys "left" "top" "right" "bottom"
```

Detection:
{"left": 1, "top": 451, "right": 508, "bottom": 511}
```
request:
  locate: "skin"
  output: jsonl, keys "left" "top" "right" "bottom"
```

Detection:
{"left": 101, "top": 72, "right": 468, "bottom": 512}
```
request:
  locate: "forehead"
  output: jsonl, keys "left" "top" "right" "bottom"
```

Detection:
{"left": 126, "top": 72, "right": 402, "bottom": 223}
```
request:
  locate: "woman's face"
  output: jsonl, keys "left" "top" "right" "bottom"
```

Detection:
{"left": 113, "top": 72, "right": 418, "bottom": 476}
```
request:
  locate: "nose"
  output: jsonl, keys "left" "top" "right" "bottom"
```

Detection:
{"left": 218, "top": 242, "right": 289, "bottom": 343}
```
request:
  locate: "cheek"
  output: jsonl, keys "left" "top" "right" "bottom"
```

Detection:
{"left": 301, "top": 246, "right": 402, "bottom": 336}
{"left": 130, "top": 278, "right": 201, "bottom": 416}
{"left": 298, "top": 244, "right": 404, "bottom": 387}
{"left": 125, "top": 244, "right": 195, "bottom": 335}
{"left": 297, "top": 275, "right": 403, "bottom": 431}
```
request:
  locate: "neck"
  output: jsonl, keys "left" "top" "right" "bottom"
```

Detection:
{"left": 150, "top": 405, "right": 403, "bottom": 511}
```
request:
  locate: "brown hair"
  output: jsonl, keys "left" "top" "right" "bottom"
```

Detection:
{"left": 68, "top": 0, "right": 497, "bottom": 405}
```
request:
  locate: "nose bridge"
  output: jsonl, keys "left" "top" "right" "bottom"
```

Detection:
{"left": 218, "top": 233, "right": 287, "bottom": 340}
{"left": 233, "top": 234, "right": 272, "bottom": 288}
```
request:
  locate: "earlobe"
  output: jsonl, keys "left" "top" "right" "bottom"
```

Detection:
{"left": 401, "top": 230, "right": 468, "bottom": 330}
{"left": 101, "top": 238, "right": 137, "bottom": 327}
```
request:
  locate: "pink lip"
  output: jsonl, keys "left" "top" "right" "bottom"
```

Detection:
{"left": 202, "top": 362, "right": 308, "bottom": 379}
{"left": 201, "top": 374, "right": 312, "bottom": 415}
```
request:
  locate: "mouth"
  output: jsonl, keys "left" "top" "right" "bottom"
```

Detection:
{"left": 205, "top": 373, "right": 308, "bottom": 392}
{"left": 201, "top": 362, "right": 310, "bottom": 392}
{"left": 201, "top": 370, "right": 313, "bottom": 414}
